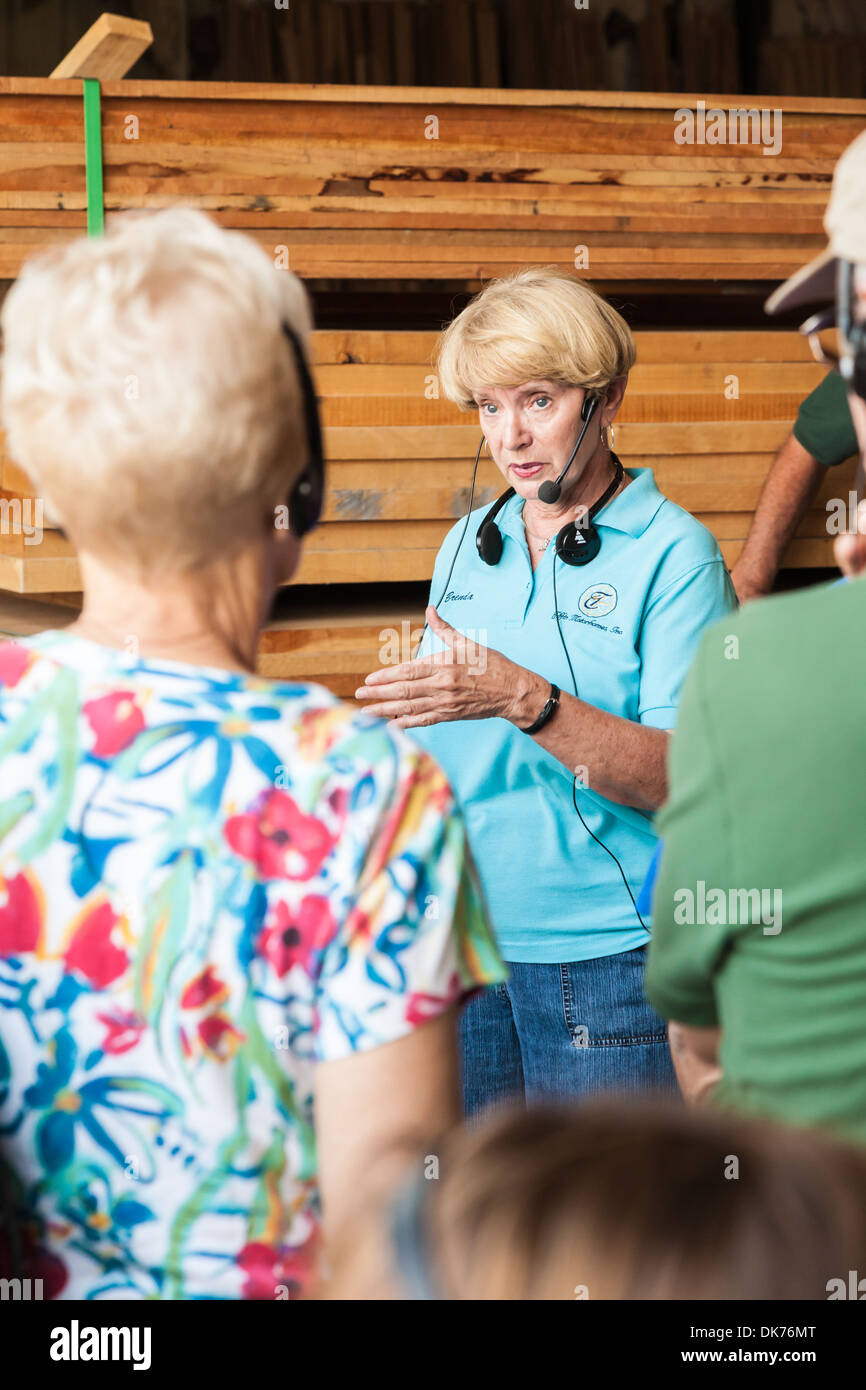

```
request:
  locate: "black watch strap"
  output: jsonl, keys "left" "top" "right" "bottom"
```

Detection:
{"left": 520, "top": 682, "right": 560, "bottom": 735}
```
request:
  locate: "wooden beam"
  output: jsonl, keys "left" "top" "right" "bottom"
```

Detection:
{"left": 50, "top": 13, "right": 153, "bottom": 81}
{"left": 0, "top": 76, "right": 860, "bottom": 116}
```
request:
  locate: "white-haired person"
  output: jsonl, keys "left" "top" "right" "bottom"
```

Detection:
{"left": 357, "top": 266, "right": 737, "bottom": 1113}
{"left": 0, "top": 208, "right": 504, "bottom": 1301}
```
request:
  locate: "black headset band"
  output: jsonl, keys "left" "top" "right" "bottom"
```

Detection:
{"left": 478, "top": 485, "right": 515, "bottom": 531}
{"left": 280, "top": 321, "right": 325, "bottom": 537}
{"left": 585, "top": 454, "right": 624, "bottom": 523}
{"left": 478, "top": 455, "right": 623, "bottom": 560}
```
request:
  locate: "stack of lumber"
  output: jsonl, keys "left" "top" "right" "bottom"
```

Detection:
{"left": 1, "top": 66, "right": 862, "bottom": 694}
{"left": 1, "top": 80, "right": 865, "bottom": 283}
{"left": 1, "top": 328, "right": 856, "bottom": 693}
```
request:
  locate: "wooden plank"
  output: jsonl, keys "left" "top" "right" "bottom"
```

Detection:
{"left": 1, "top": 79, "right": 862, "bottom": 116}
{"left": 49, "top": 13, "right": 154, "bottom": 80}
{"left": 0, "top": 591, "right": 78, "bottom": 635}
{"left": 319, "top": 422, "right": 793, "bottom": 459}
{"left": 0, "top": 226, "right": 824, "bottom": 256}
{"left": 5, "top": 444, "right": 809, "bottom": 496}
{"left": 0, "top": 250, "right": 806, "bottom": 281}
{"left": 0, "top": 553, "right": 80, "bottom": 592}
{"left": 0, "top": 530, "right": 840, "bottom": 597}
{"left": 316, "top": 391, "right": 806, "bottom": 428}
{"left": 313, "top": 362, "right": 825, "bottom": 394}
{"left": 310, "top": 329, "right": 817, "bottom": 364}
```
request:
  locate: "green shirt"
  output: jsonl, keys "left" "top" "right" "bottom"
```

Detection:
{"left": 646, "top": 578, "right": 866, "bottom": 1144}
{"left": 792, "top": 370, "right": 857, "bottom": 466}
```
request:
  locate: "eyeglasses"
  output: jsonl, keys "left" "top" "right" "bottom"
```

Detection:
{"left": 798, "top": 260, "right": 866, "bottom": 390}
{"left": 800, "top": 306, "right": 842, "bottom": 371}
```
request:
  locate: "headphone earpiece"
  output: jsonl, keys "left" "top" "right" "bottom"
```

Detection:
{"left": 476, "top": 486, "right": 514, "bottom": 565}
{"left": 557, "top": 521, "right": 602, "bottom": 566}
{"left": 476, "top": 523, "right": 504, "bottom": 565}
{"left": 477, "top": 458, "right": 623, "bottom": 568}
{"left": 581, "top": 393, "right": 598, "bottom": 424}
{"left": 281, "top": 322, "right": 325, "bottom": 539}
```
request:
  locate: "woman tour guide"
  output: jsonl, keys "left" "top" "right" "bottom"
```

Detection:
{"left": 357, "top": 266, "right": 737, "bottom": 1113}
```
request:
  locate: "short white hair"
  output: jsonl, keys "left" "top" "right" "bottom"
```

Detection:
{"left": 1, "top": 208, "right": 314, "bottom": 577}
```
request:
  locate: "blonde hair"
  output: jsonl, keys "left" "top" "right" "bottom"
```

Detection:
{"left": 436, "top": 265, "right": 636, "bottom": 412}
{"left": 0, "top": 208, "right": 314, "bottom": 580}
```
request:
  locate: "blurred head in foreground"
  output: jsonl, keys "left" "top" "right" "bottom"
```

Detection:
{"left": 325, "top": 1099, "right": 866, "bottom": 1300}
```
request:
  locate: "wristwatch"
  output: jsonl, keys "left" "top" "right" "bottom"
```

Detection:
{"left": 519, "top": 682, "right": 561, "bottom": 735}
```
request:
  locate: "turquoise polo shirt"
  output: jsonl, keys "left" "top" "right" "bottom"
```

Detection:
{"left": 408, "top": 468, "right": 737, "bottom": 963}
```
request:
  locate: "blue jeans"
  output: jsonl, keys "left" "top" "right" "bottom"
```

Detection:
{"left": 459, "top": 946, "right": 678, "bottom": 1115}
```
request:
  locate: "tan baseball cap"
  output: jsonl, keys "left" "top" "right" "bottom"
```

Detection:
{"left": 765, "top": 127, "right": 866, "bottom": 315}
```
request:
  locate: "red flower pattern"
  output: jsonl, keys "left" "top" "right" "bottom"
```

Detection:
{"left": 0, "top": 641, "right": 32, "bottom": 688}
{"left": 224, "top": 789, "right": 335, "bottom": 880}
{"left": 256, "top": 895, "right": 337, "bottom": 977}
{"left": 83, "top": 690, "right": 145, "bottom": 757}
{"left": 236, "top": 1240, "right": 312, "bottom": 1300}
{"left": 197, "top": 1014, "right": 244, "bottom": 1060}
{"left": 180, "top": 965, "right": 228, "bottom": 1011}
{"left": 405, "top": 972, "right": 461, "bottom": 1027}
{"left": 63, "top": 900, "right": 129, "bottom": 988}
{"left": 0, "top": 871, "right": 42, "bottom": 957}
{"left": 96, "top": 1009, "right": 146, "bottom": 1055}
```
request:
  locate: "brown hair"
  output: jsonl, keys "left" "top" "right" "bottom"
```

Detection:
{"left": 424, "top": 1100, "right": 866, "bottom": 1300}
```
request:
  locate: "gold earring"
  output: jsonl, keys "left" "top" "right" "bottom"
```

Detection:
{"left": 602, "top": 423, "right": 615, "bottom": 450}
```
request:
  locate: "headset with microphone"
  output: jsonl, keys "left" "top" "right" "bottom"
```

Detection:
{"left": 474, "top": 393, "right": 605, "bottom": 566}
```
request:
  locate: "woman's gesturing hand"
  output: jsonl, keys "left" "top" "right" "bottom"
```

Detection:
{"left": 354, "top": 605, "right": 538, "bottom": 729}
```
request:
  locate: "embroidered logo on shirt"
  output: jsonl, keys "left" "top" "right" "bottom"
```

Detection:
{"left": 578, "top": 583, "right": 617, "bottom": 618}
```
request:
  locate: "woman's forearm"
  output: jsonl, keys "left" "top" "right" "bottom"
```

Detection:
{"left": 506, "top": 666, "right": 669, "bottom": 810}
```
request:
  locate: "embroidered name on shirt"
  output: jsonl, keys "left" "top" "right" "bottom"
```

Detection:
{"left": 443, "top": 590, "right": 474, "bottom": 602}
{"left": 553, "top": 609, "right": 623, "bottom": 635}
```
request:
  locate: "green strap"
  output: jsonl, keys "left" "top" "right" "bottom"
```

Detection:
{"left": 83, "top": 77, "right": 104, "bottom": 236}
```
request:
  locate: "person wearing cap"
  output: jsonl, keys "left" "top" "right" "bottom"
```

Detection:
{"left": 645, "top": 130, "right": 866, "bottom": 1144}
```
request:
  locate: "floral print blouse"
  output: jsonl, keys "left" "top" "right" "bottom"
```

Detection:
{"left": 0, "top": 630, "right": 504, "bottom": 1300}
